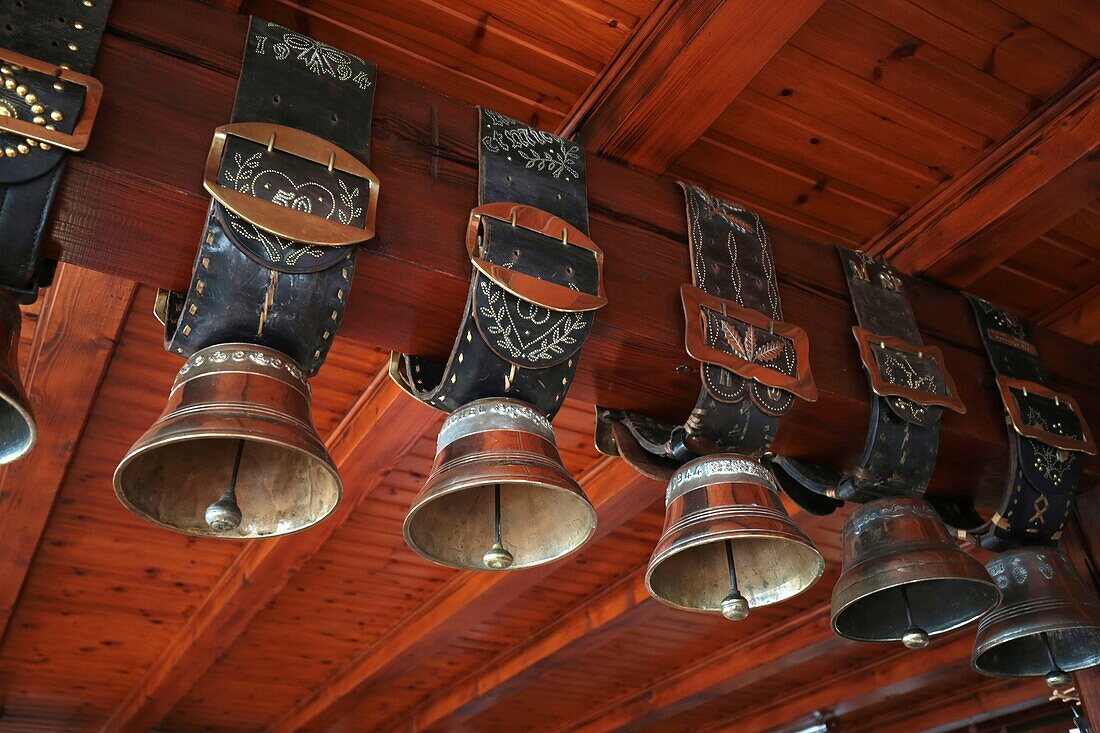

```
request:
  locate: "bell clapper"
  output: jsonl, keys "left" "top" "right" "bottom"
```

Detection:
{"left": 899, "top": 585, "right": 930, "bottom": 649}
{"left": 204, "top": 439, "right": 245, "bottom": 532}
{"left": 483, "top": 484, "right": 514, "bottom": 570}
{"left": 720, "top": 539, "right": 750, "bottom": 621}
{"left": 1041, "top": 632, "right": 1071, "bottom": 689}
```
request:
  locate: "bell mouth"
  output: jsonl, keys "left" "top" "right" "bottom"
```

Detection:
{"left": 115, "top": 434, "right": 342, "bottom": 539}
{"left": 646, "top": 534, "right": 824, "bottom": 614}
{"left": 0, "top": 379, "right": 35, "bottom": 464}
{"left": 973, "top": 624, "right": 1100, "bottom": 677}
{"left": 832, "top": 574, "right": 1001, "bottom": 643}
{"left": 403, "top": 479, "right": 596, "bottom": 570}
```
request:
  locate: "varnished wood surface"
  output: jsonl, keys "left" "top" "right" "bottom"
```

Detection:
{"left": 0, "top": 0, "right": 1094, "bottom": 731}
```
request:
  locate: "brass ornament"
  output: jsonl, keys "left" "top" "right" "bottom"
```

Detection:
{"left": 973, "top": 547, "right": 1100, "bottom": 687}
{"left": 831, "top": 497, "right": 1001, "bottom": 645}
{"left": 645, "top": 454, "right": 824, "bottom": 620}
{"left": 113, "top": 343, "right": 341, "bottom": 538}
{"left": 0, "top": 290, "right": 36, "bottom": 464}
{"left": 403, "top": 397, "right": 596, "bottom": 571}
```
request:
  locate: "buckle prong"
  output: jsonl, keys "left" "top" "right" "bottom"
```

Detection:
{"left": 266, "top": 132, "right": 276, "bottom": 153}
{"left": 326, "top": 152, "right": 335, "bottom": 173}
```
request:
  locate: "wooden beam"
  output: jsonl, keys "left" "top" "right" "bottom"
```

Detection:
{"left": 0, "top": 265, "right": 135, "bottom": 646}
{"left": 47, "top": 0, "right": 1100, "bottom": 503}
{"left": 388, "top": 568, "right": 656, "bottom": 733}
{"left": 850, "top": 679, "right": 1050, "bottom": 733}
{"left": 266, "top": 458, "right": 662, "bottom": 732}
{"left": 706, "top": 632, "right": 982, "bottom": 733}
{"left": 866, "top": 64, "right": 1100, "bottom": 285}
{"left": 561, "top": 0, "right": 825, "bottom": 173}
{"left": 556, "top": 604, "right": 842, "bottom": 733}
{"left": 100, "top": 373, "right": 440, "bottom": 733}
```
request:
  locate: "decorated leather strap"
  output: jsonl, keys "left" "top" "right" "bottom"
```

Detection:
{"left": 932, "top": 296, "right": 1095, "bottom": 551}
{"left": 596, "top": 183, "right": 816, "bottom": 480}
{"left": 389, "top": 108, "right": 604, "bottom": 419}
{"left": 159, "top": 18, "right": 378, "bottom": 376}
{"left": 773, "top": 249, "right": 966, "bottom": 515}
{"left": 0, "top": 0, "right": 110, "bottom": 303}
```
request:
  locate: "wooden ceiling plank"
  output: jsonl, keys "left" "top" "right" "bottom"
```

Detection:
{"left": 865, "top": 63, "right": 1100, "bottom": 283}
{"left": 99, "top": 374, "right": 441, "bottom": 732}
{"left": 390, "top": 569, "right": 656, "bottom": 733}
{"left": 848, "top": 679, "right": 1051, "bottom": 733}
{"left": 0, "top": 265, "right": 136, "bottom": 647}
{"left": 990, "top": 0, "right": 1100, "bottom": 58}
{"left": 563, "top": 0, "right": 825, "bottom": 173}
{"left": 265, "top": 459, "right": 661, "bottom": 732}
{"left": 704, "top": 634, "right": 1000, "bottom": 733}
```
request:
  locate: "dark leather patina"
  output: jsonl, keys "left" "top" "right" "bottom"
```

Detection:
{"left": 391, "top": 108, "right": 598, "bottom": 419}
{"left": 930, "top": 296, "right": 1092, "bottom": 550}
{"left": 596, "top": 183, "right": 815, "bottom": 480}
{"left": 0, "top": 0, "right": 112, "bottom": 303}
{"left": 775, "top": 248, "right": 965, "bottom": 515}
{"left": 162, "top": 18, "right": 376, "bottom": 376}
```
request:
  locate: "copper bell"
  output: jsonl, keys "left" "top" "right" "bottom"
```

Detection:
{"left": 974, "top": 547, "right": 1100, "bottom": 688}
{"left": 646, "top": 454, "right": 824, "bottom": 621}
{"left": 832, "top": 497, "right": 1000, "bottom": 648}
{"left": 404, "top": 397, "right": 596, "bottom": 571}
{"left": 114, "top": 343, "right": 341, "bottom": 538}
{"left": 0, "top": 289, "right": 35, "bottom": 464}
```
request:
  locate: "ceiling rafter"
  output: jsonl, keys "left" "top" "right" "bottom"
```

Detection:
{"left": 266, "top": 458, "right": 661, "bottom": 732}
{"left": 560, "top": 0, "right": 826, "bottom": 173}
{"left": 849, "top": 678, "right": 1051, "bottom": 733}
{"left": 0, "top": 265, "right": 135, "bottom": 646}
{"left": 865, "top": 63, "right": 1100, "bottom": 286}
{"left": 100, "top": 374, "right": 441, "bottom": 732}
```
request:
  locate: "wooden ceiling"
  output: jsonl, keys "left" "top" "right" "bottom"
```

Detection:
{"left": 0, "top": 0, "right": 1097, "bottom": 732}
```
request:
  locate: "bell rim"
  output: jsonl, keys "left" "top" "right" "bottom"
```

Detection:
{"left": 831, "top": 569, "right": 1002, "bottom": 643}
{"left": 402, "top": 480, "right": 597, "bottom": 571}
{"left": 112, "top": 430, "right": 343, "bottom": 540}
{"left": 644, "top": 531, "right": 826, "bottom": 615}
{"left": 0, "top": 374, "right": 36, "bottom": 465}
{"left": 971, "top": 621, "right": 1100, "bottom": 677}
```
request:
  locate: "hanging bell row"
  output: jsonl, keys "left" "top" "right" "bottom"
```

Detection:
{"left": 404, "top": 397, "right": 597, "bottom": 571}
{"left": 646, "top": 454, "right": 824, "bottom": 620}
{"left": 114, "top": 343, "right": 342, "bottom": 539}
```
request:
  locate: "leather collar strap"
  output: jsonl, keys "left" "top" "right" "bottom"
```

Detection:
{"left": 597, "top": 183, "right": 816, "bottom": 480}
{"left": 932, "top": 296, "right": 1094, "bottom": 551}
{"left": 161, "top": 18, "right": 377, "bottom": 376}
{"left": 390, "top": 108, "right": 602, "bottom": 419}
{"left": 774, "top": 249, "right": 966, "bottom": 515}
{"left": 0, "top": 0, "right": 112, "bottom": 303}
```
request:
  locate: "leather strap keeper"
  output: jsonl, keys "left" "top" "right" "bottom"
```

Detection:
{"left": 160, "top": 18, "right": 378, "bottom": 376}
{"left": 390, "top": 108, "right": 603, "bottom": 420}
{"left": 930, "top": 296, "right": 1095, "bottom": 551}
{"left": 597, "top": 183, "right": 817, "bottom": 481}
{"left": 0, "top": 0, "right": 111, "bottom": 303}
{"left": 774, "top": 248, "right": 966, "bottom": 515}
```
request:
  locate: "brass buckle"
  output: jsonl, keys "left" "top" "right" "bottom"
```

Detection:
{"left": 681, "top": 284, "right": 817, "bottom": 402}
{"left": 203, "top": 122, "right": 379, "bottom": 247}
{"left": 995, "top": 376, "right": 1096, "bottom": 454}
{"left": 0, "top": 48, "right": 102, "bottom": 152}
{"left": 466, "top": 202, "right": 607, "bottom": 312}
{"left": 852, "top": 327, "right": 966, "bottom": 413}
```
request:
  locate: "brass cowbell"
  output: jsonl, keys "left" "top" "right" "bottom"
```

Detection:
{"left": 0, "top": 289, "right": 35, "bottom": 464}
{"left": 646, "top": 454, "right": 824, "bottom": 621}
{"left": 114, "top": 343, "right": 342, "bottom": 538}
{"left": 974, "top": 547, "right": 1100, "bottom": 688}
{"left": 832, "top": 497, "right": 1001, "bottom": 648}
{"left": 403, "top": 397, "right": 597, "bottom": 571}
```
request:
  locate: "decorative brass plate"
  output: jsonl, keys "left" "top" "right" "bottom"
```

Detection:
{"left": 203, "top": 122, "right": 379, "bottom": 247}
{"left": 466, "top": 202, "right": 606, "bottom": 313}
{"left": 852, "top": 327, "right": 966, "bottom": 413}
{"left": 995, "top": 376, "right": 1096, "bottom": 455}
{"left": 681, "top": 284, "right": 817, "bottom": 402}
{"left": 0, "top": 47, "right": 102, "bottom": 152}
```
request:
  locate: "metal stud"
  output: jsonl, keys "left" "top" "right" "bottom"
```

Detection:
{"left": 50, "top": 110, "right": 63, "bottom": 122}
